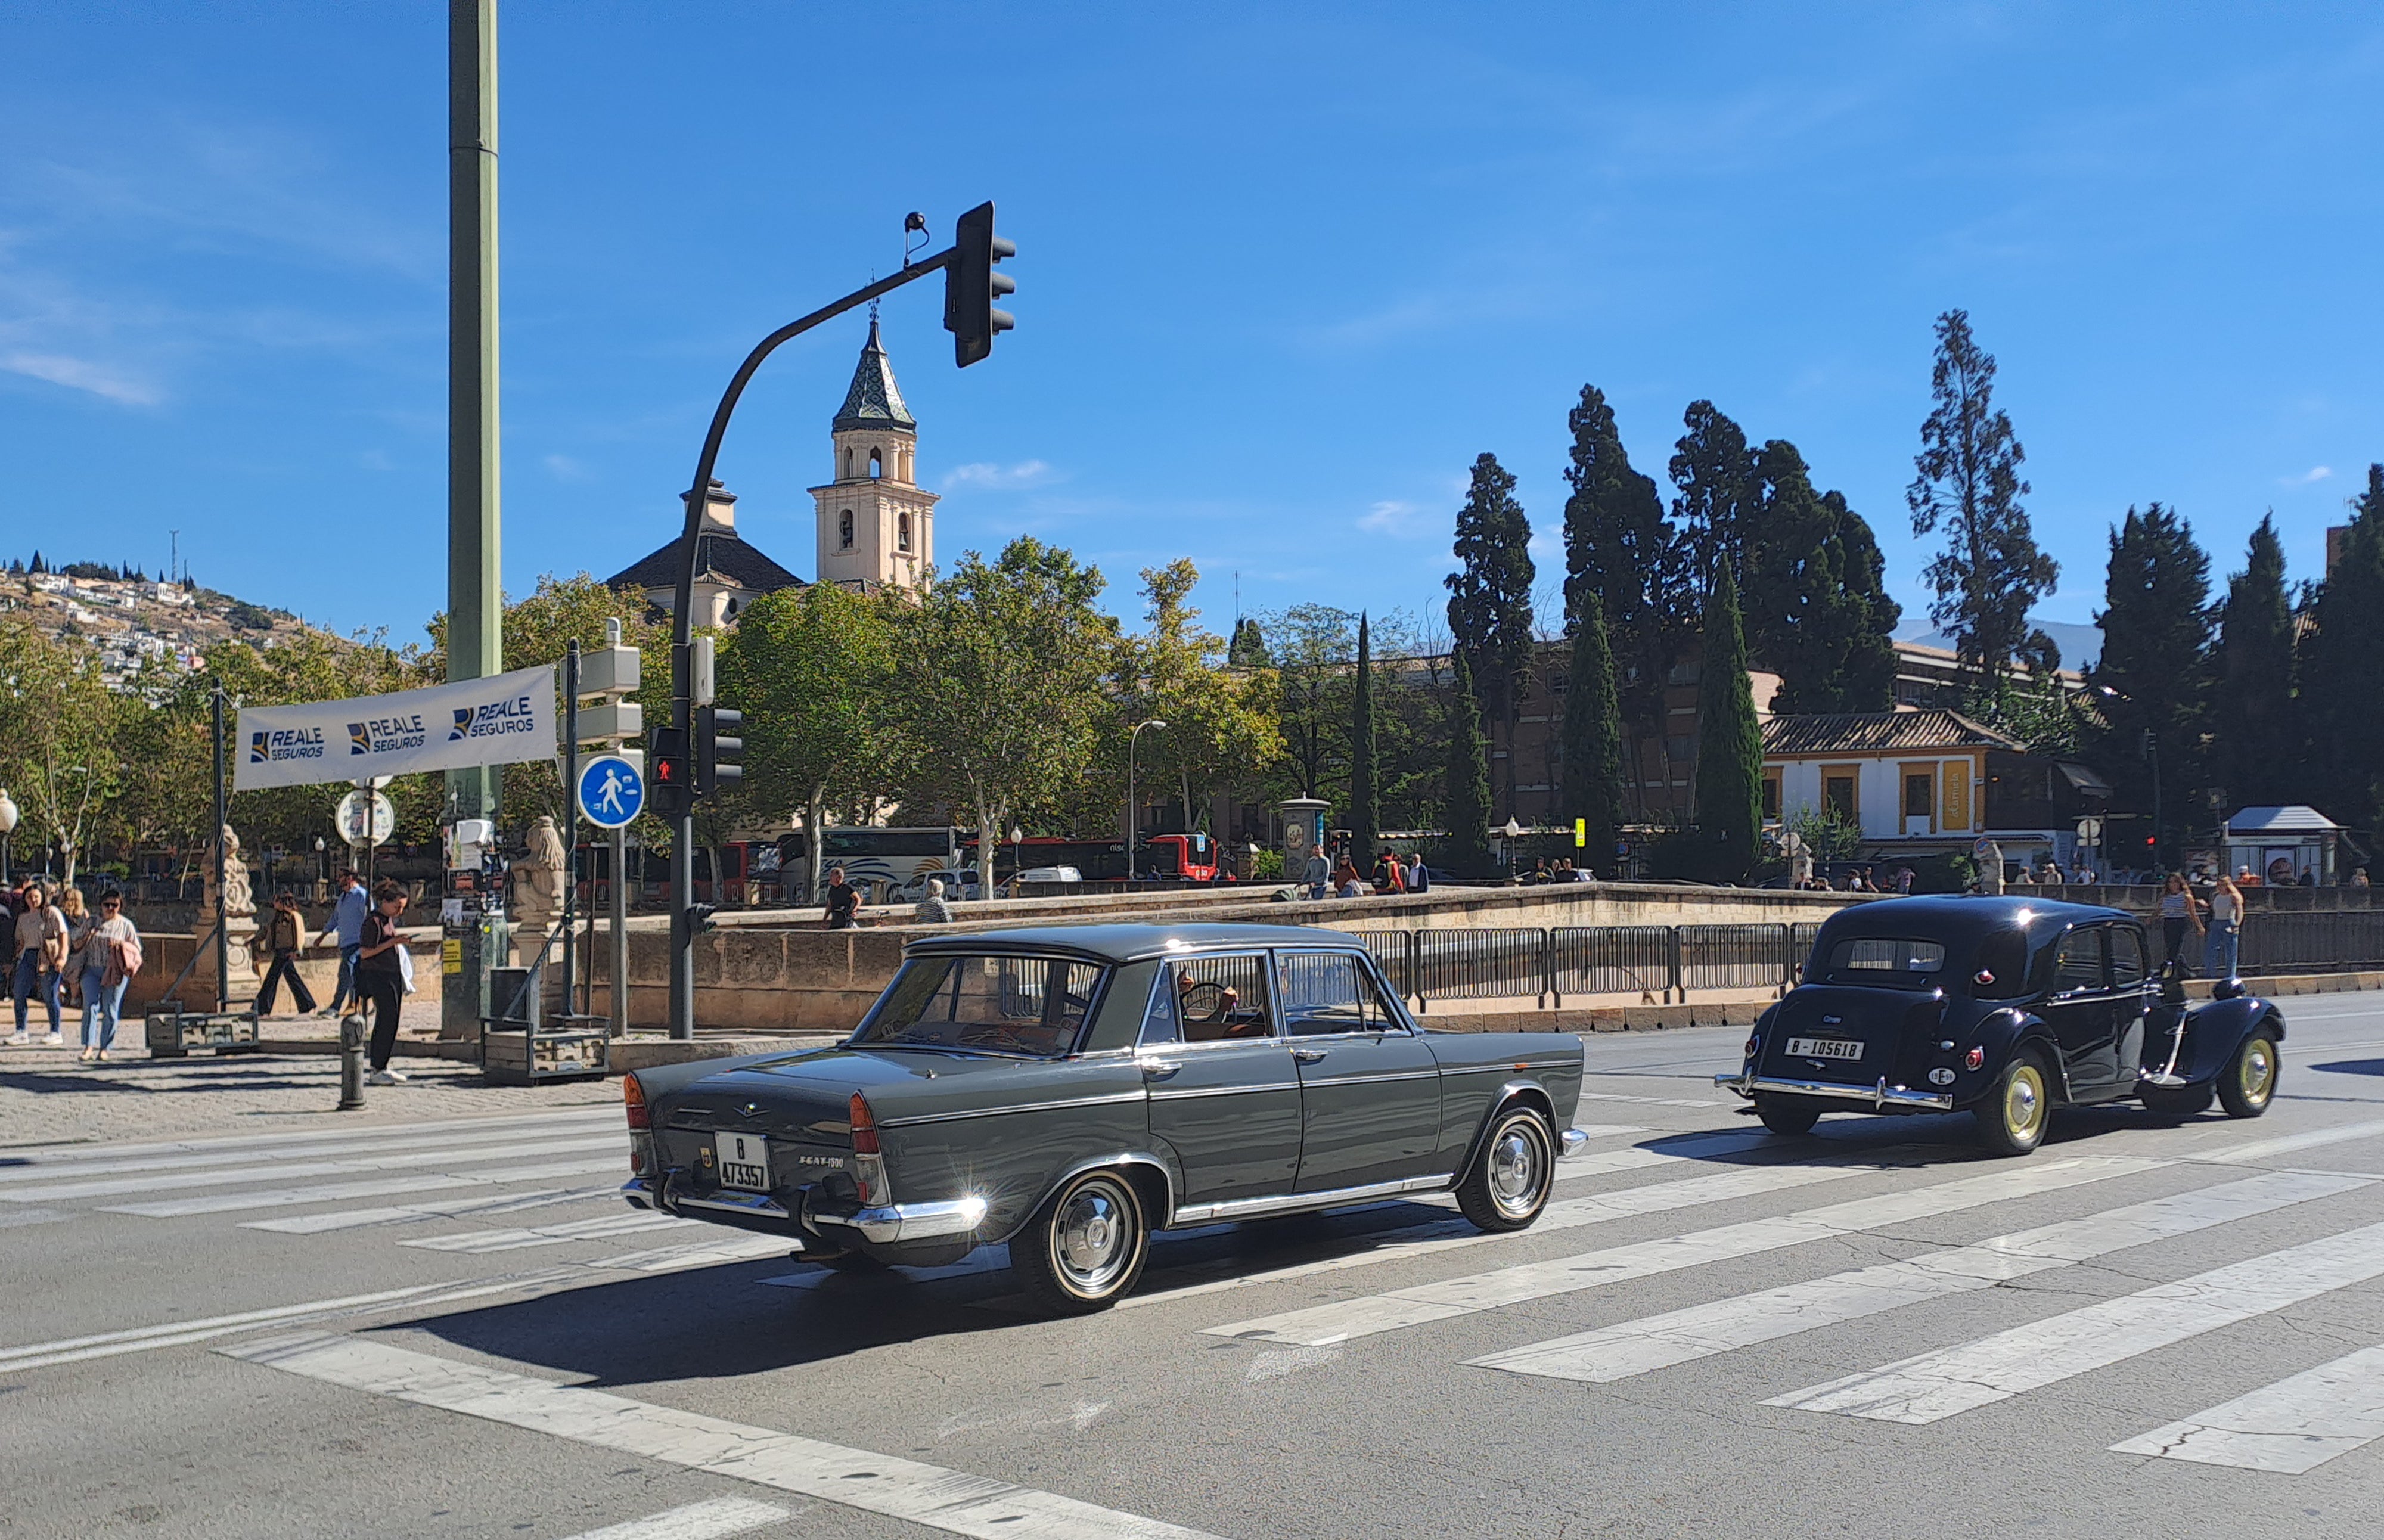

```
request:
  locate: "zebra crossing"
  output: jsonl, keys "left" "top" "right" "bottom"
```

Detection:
{"left": 1189, "top": 1113, "right": 2384, "bottom": 1479}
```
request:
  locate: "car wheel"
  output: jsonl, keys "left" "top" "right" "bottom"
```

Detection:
{"left": 1753, "top": 1095, "right": 1821, "bottom": 1136}
{"left": 2217, "top": 1030, "right": 2280, "bottom": 1119}
{"left": 2137, "top": 1081, "right": 2215, "bottom": 1119}
{"left": 1012, "top": 1170, "right": 1149, "bottom": 1315}
{"left": 1974, "top": 1048, "right": 2052, "bottom": 1157}
{"left": 1456, "top": 1107, "right": 1556, "bottom": 1232}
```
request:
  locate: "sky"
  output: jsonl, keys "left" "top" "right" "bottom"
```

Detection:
{"left": 2, "top": 4, "right": 2379, "bottom": 662}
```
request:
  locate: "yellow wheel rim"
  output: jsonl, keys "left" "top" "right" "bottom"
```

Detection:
{"left": 2006, "top": 1063, "right": 2046, "bottom": 1140}
{"left": 2239, "top": 1039, "right": 2277, "bottom": 1105}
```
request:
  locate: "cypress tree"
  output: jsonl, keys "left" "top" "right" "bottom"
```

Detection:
{"left": 1226, "top": 616, "right": 1268, "bottom": 669}
{"left": 1348, "top": 613, "right": 1378, "bottom": 882}
{"left": 1442, "top": 650, "right": 1495, "bottom": 878}
{"left": 2305, "top": 465, "right": 2384, "bottom": 840}
{"left": 1560, "top": 592, "right": 1625, "bottom": 874}
{"left": 2211, "top": 515, "right": 2301, "bottom": 808}
{"left": 1560, "top": 384, "right": 1687, "bottom": 814}
{"left": 1906, "top": 310, "right": 2059, "bottom": 703}
{"left": 1445, "top": 452, "right": 1535, "bottom": 809}
{"left": 1742, "top": 442, "right": 1904, "bottom": 712}
{"left": 1669, "top": 402, "right": 1758, "bottom": 592}
{"left": 1693, "top": 569, "right": 1764, "bottom": 882}
{"left": 2090, "top": 504, "right": 2213, "bottom": 861}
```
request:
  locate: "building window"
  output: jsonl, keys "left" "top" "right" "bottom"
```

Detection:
{"left": 869, "top": 448, "right": 883, "bottom": 479}
{"left": 897, "top": 511, "right": 911, "bottom": 552}
{"left": 1761, "top": 772, "right": 1781, "bottom": 822}
{"left": 1904, "top": 772, "right": 1933, "bottom": 818}
{"left": 839, "top": 510, "right": 853, "bottom": 549}
{"left": 1824, "top": 772, "right": 1857, "bottom": 823}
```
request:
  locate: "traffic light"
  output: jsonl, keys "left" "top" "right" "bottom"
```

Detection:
{"left": 696, "top": 706, "right": 744, "bottom": 798}
{"left": 650, "top": 725, "right": 690, "bottom": 815}
{"left": 944, "top": 200, "right": 1015, "bottom": 367}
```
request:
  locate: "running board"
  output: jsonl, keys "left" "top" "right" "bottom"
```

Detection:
{"left": 1168, "top": 1174, "right": 1453, "bottom": 1228}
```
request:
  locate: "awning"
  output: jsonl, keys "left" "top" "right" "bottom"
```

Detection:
{"left": 2057, "top": 761, "right": 2112, "bottom": 797}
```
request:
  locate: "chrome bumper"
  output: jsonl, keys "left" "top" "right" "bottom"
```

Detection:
{"left": 1559, "top": 1126, "right": 1591, "bottom": 1157}
{"left": 812, "top": 1194, "right": 988, "bottom": 1246}
{"left": 1714, "top": 1071, "right": 1955, "bottom": 1113}
{"left": 622, "top": 1176, "right": 657, "bottom": 1210}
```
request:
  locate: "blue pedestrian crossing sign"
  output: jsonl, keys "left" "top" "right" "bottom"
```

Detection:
{"left": 576, "top": 753, "right": 644, "bottom": 830}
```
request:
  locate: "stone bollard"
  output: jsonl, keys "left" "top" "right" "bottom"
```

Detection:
{"left": 337, "top": 1013, "right": 367, "bottom": 1111}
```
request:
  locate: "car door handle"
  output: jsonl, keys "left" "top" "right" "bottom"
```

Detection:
{"left": 1291, "top": 1047, "right": 1327, "bottom": 1064}
{"left": 1140, "top": 1060, "right": 1181, "bottom": 1080}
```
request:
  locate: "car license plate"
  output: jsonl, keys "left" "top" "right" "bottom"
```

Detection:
{"left": 715, "top": 1131, "right": 771, "bottom": 1191}
{"left": 1787, "top": 1036, "right": 1864, "bottom": 1061}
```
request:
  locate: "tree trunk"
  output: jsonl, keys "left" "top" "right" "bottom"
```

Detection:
{"left": 804, "top": 786, "right": 827, "bottom": 909}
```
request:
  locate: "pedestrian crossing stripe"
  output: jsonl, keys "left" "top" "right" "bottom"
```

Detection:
{"left": 2112, "top": 1343, "right": 2384, "bottom": 1473}
{"left": 103, "top": 1157, "right": 622, "bottom": 1217}
{"left": 0, "top": 1109, "right": 623, "bottom": 1185}
{"left": 4, "top": 1132, "right": 623, "bottom": 1203}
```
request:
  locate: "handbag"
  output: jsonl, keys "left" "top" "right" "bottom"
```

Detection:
{"left": 396, "top": 940, "right": 416, "bottom": 995}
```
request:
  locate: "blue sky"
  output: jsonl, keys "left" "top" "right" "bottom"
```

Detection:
{"left": 3, "top": 4, "right": 2379, "bottom": 660}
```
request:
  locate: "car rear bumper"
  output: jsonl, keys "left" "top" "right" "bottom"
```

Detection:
{"left": 1714, "top": 1071, "right": 1955, "bottom": 1113}
{"left": 812, "top": 1195, "right": 988, "bottom": 1246}
{"left": 1559, "top": 1126, "right": 1591, "bottom": 1157}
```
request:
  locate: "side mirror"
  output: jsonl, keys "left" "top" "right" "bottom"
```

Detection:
{"left": 2211, "top": 977, "right": 2248, "bottom": 1001}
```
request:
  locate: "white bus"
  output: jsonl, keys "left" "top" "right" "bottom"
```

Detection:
{"left": 772, "top": 826, "right": 964, "bottom": 904}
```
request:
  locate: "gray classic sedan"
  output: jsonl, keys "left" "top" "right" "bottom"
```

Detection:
{"left": 622, "top": 923, "right": 1589, "bottom": 1312}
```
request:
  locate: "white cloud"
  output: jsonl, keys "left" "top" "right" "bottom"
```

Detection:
{"left": 0, "top": 349, "right": 159, "bottom": 405}
{"left": 544, "top": 453, "right": 594, "bottom": 483}
{"left": 942, "top": 459, "right": 1057, "bottom": 490}
{"left": 1356, "top": 499, "right": 1432, "bottom": 538}
{"left": 2282, "top": 465, "right": 2332, "bottom": 486}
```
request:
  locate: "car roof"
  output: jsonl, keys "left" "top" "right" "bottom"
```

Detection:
{"left": 903, "top": 922, "right": 1371, "bottom": 965}
{"left": 1817, "top": 894, "right": 2135, "bottom": 945}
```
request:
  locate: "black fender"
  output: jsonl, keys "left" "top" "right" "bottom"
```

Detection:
{"left": 999, "top": 1150, "right": 1181, "bottom": 1243}
{"left": 1954, "top": 1008, "right": 2074, "bottom": 1107}
{"left": 2175, "top": 998, "right": 2284, "bottom": 1087}
{"left": 1458, "top": 1078, "right": 1559, "bottom": 1176}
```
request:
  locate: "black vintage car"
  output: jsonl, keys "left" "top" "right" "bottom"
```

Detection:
{"left": 1717, "top": 896, "right": 2284, "bottom": 1155}
{"left": 622, "top": 923, "right": 1589, "bottom": 1312}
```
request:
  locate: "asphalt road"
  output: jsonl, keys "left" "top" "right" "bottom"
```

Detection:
{"left": 11, "top": 995, "right": 2384, "bottom": 1540}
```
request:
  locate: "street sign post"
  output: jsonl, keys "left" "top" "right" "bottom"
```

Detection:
{"left": 333, "top": 789, "right": 396, "bottom": 847}
{"left": 577, "top": 754, "right": 645, "bottom": 831}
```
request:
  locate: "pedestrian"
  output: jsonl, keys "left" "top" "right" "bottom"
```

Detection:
{"left": 57, "top": 886, "right": 92, "bottom": 1017}
{"left": 1332, "top": 854, "right": 1364, "bottom": 898}
{"left": 254, "top": 890, "right": 318, "bottom": 1017}
{"left": 10, "top": 883, "right": 68, "bottom": 1045}
{"left": 912, "top": 877, "right": 953, "bottom": 926}
{"left": 2205, "top": 872, "right": 2245, "bottom": 980}
{"left": 353, "top": 880, "right": 410, "bottom": 1085}
{"left": 1406, "top": 852, "right": 1430, "bottom": 893}
{"left": 822, "top": 864, "right": 860, "bottom": 930}
{"left": 1373, "top": 848, "right": 1406, "bottom": 895}
{"left": 1893, "top": 865, "right": 1916, "bottom": 895}
{"left": 2158, "top": 871, "right": 2204, "bottom": 974}
{"left": 1302, "top": 848, "right": 1331, "bottom": 901}
{"left": 80, "top": 889, "right": 138, "bottom": 1063}
{"left": 315, "top": 868, "right": 368, "bottom": 1018}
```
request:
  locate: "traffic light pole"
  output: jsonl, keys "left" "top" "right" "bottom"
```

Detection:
{"left": 663, "top": 253, "right": 958, "bottom": 1039}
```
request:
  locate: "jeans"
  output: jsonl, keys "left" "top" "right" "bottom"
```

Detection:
{"left": 327, "top": 944, "right": 361, "bottom": 1013}
{"left": 13, "top": 949, "right": 61, "bottom": 1035}
{"left": 358, "top": 971, "right": 403, "bottom": 1070}
{"left": 257, "top": 951, "right": 318, "bottom": 1016}
{"left": 79, "top": 964, "right": 125, "bottom": 1051}
{"left": 2205, "top": 921, "right": 2241, "bottom": 980}
{"left": 2161, "top": 917, "right": 2196, "bottom": 974}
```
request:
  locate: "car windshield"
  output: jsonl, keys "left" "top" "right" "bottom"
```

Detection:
{"left": 1819, "top": 937, "right": 1947, "bottom": 990}
{"left": 853, "top": 954, "right": 1106, "bottom": 1057}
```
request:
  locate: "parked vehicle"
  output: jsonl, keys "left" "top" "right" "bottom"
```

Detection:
{"left": 1016, "top": 865, "right": 1084, "bottom": 885}
{"left": 1717, "top": 896, "right": 2284, "bottom": 1155}
{"left": 622, "top": 923, "right": 1590, "bottom": 1312}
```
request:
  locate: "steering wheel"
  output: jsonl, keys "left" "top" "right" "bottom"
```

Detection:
{"left": 1178, "top": 981, "right": 1231, "bottom": 1023}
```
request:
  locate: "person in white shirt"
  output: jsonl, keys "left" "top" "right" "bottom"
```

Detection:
{"left": 80, "top": 890, "right": 140, "bottom": 1062}
{"left": 10, "top": 883, "right": 69, "bottom": 1045}
{"left": 2205, "top": 874, "right": 2244, "bottom": 980}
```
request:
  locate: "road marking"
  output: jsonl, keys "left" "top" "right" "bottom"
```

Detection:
{"left": 0, "top": 1111, "right": 623, "bottom": 1185}
{"left": 0, "top": 1106, "right": 620, "bottom": 1166}
{"left": 219, "top": 1332, "right": 1228, "bottom": 1540}
{"left": 2, "top": 1134, "right": 623, "bottom": 1202}
{"left": 242, "top": 1185, "right": 620, "bottom": 1234}
{"left": 1470, "top": 1169, "right": 2371, "bottom": 1382}
{"left": 1770, "top": 1219, "right": 2384, "bottom": 1424}
{"left": 589, "top": 1234, "right": 794, "bottom": 1272}
{"left": 556, "top": 1498, "right": 793, "bottom": 1540}
{"left": 2194, "top": 1118, "right": 2384, "bottom": 1166}
{"left": 1577, "top": 1089, "right": 1727, "bottom": 1108}
{"left": 2112, "top": 1344, "right": 2384, "bottom": 1473}
{"left": 103, "top": 1158, "right": 621, "bottom": 1216}
{"left": 404, "top": 1210, "right": 695, "bottom": 1253}
{"left": 1205, "top": 1154, "right": 2157, "bottom": 1346}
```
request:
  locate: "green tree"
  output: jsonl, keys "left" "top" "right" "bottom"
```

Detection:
{"left": 721, "top": 582, "right": 901, "bottom": 902}
{"left": 0, "top": 616, "right": 116, "bottom": 883}
{"left": 1441, "top": 650, "right": 1494, "bottom": 878}
{"left": 1256, "top": 603, "right": 1359, "bottom": 803}
{"left": 2304, "top": 465, "right": 2384, "bottom": 839}
{"left": 1692, "top": 569, "right": 1763, "bottom": 883}
{"left": 1559, "top": 591, "right": 1624, "bottom": 874}
{"left": 1226, "top": 616, "right": 1268, "bottom": 669}
{"left": 1743, "top": 441, "right": 1901, "bottom": 712}
{"left": 1445, "top": 452, "right": 1535, "bottom": 810}
{"left": 1669, "top": 400, "right": 1758, "bottom": 591}
{"left": 1560, "top": 383, "right": 1685, "bottom": 815}
{"left": 2090, "top": 504, "right": 2213, "bottom": 858}
{"left": 889, "top": 538, "right": 1120, "bottom": 883}
{"left": 2211, "top": 516, "right": 2302, "bottom": 809}
{"left": 1347, "top": 613, "right": 1377, "bottom": 880}
{"left": 1907, "top": 309, "right": 2059, "bottom": 702}
{"left": 1110, "top": 561, "right": 1281, "bottom": 843}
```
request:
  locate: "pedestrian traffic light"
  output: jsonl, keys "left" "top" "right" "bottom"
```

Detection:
{"left": 696, "top": 706, "right": 743, "bottom": 799}
{"left": 650, "top": 725, "right": 690, "bottom": 815}
{"left": 944, "top": 200, "right": 1015, "bottom": 367}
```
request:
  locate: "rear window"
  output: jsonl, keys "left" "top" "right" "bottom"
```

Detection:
{"left": 853, "top": 954, "right": 1105, "bottom": 1057}
{"left": 1823, "top": 937, "right": 1946, "bottom": 988}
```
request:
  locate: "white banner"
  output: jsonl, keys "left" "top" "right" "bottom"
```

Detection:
{"left": 234, "top": 665, "right": 558, "bottom": 791}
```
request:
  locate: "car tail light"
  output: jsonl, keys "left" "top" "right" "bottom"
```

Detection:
{"left": 1744, "top": 1036, "right": 1761, "bottom": 1058}
{"left": 623, "top": 1073, "right": 650, "bottom": 1131}
{"left": 1964, "top": 1047, "right": 1985, "bottom": 1070}
{"left": 849, "top": 1092, "right": 880, "bottom": 1155}
{"left": 848, "top": 1092, "right": 888, "bottom": 1206}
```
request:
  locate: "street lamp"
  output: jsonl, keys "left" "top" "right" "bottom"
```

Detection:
{"left": 1009, "top": 824, "right": 1024, "bottom": 899}
{"left": 1126, "top": 719, "right": 1168, "bottom": 881}
{"left": 1503, "top": 817, "right": 1523, "bottom": 881}
{"left": 0, "top": 789, "right": 16, "bottom": 883}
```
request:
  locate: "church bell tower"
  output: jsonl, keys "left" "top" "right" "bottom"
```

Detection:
{"left": 811, "top": 317, "right": 937, "bottom": 592}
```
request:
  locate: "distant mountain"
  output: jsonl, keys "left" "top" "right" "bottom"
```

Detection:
{"left": 1898, "top": 619, "right": 2102, "bottom": 673}
{"left": 0, "top": 566, "right": 329, "bottom": 688}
